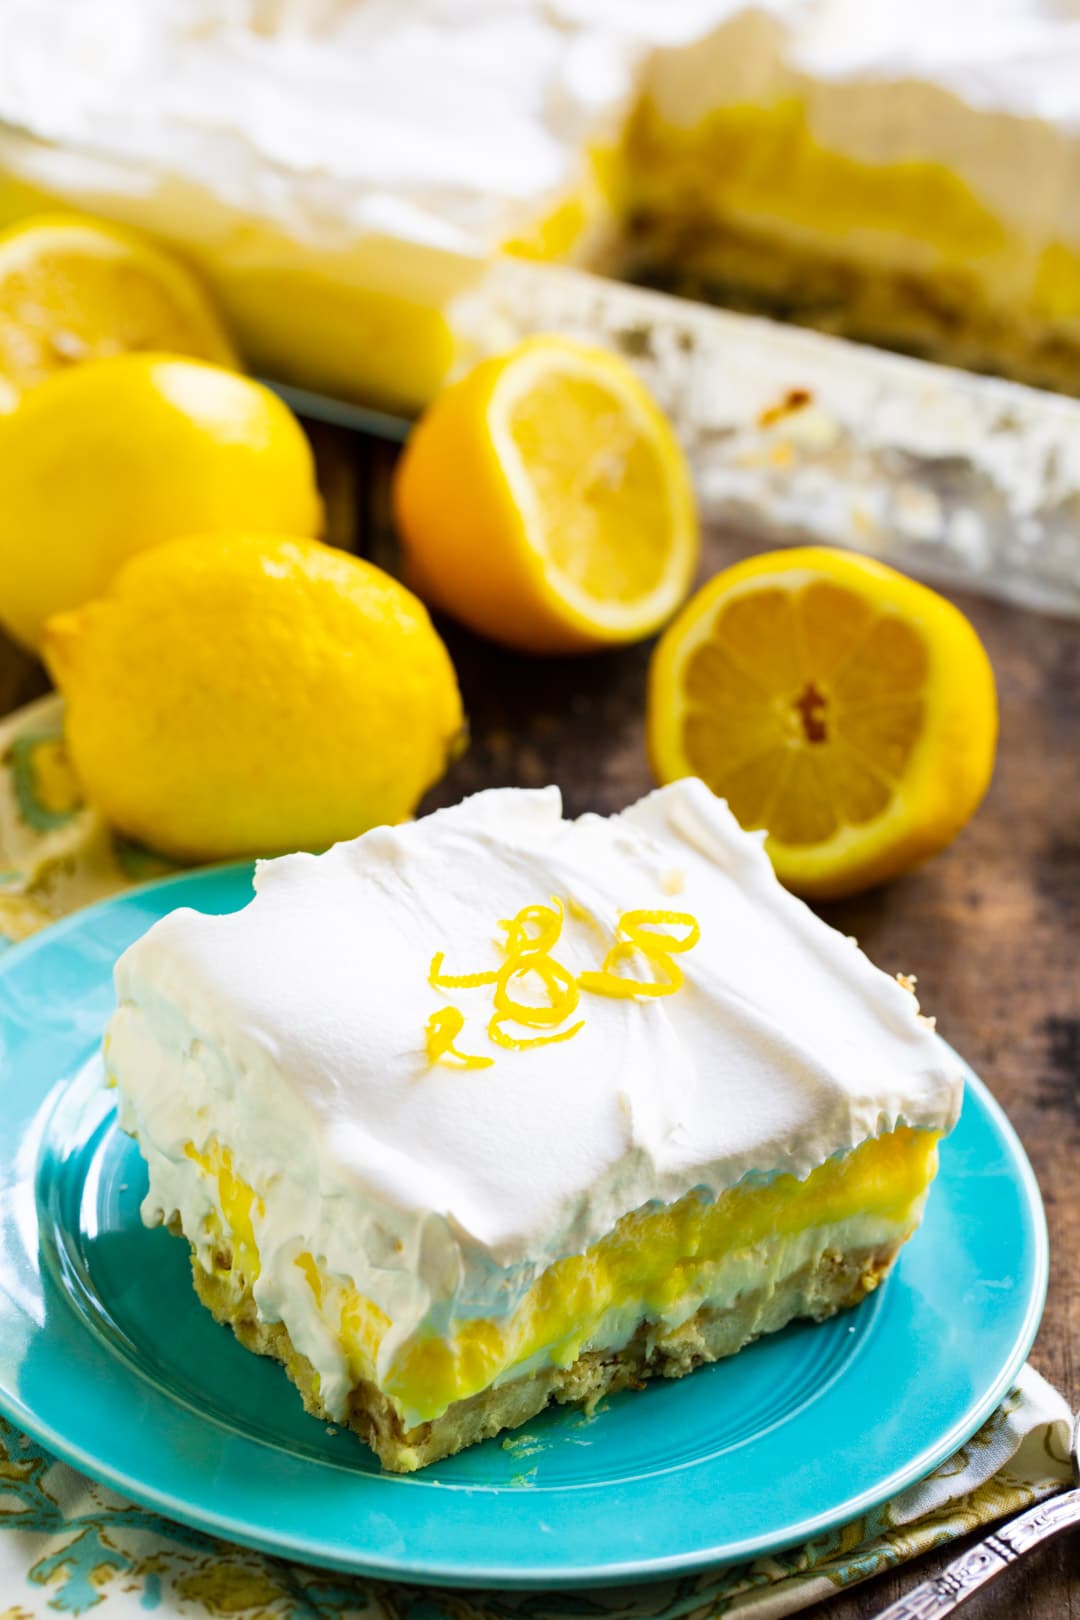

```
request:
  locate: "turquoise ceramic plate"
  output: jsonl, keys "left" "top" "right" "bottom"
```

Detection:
{"left": 0, "top": 866, "right": 1048, "bottom": 1588}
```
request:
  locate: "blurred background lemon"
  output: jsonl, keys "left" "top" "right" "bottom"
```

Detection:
{"left": 0, "top": 352, "right": 322, "bottom": 649}
{"left": 0, "top": 212, "right": 237, "bottom": 413}
{"left": 43, "top": 533, "right": 465, "bottom": 862}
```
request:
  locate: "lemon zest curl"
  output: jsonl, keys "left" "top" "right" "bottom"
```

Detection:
{"left": 429, "top": 951, "right": 499, "bottom": 990}
{"left": 488, "top": 1016, "right": 585, "bottom": 1052}
{"left": 424, "top": 1006, "right": 494, "bottom": 1070}
{"left": 425, "top": 902, "right": 701, "bottom": 1064}
{"left": 578, "top": 909, "right": 700, "bottom": 1000}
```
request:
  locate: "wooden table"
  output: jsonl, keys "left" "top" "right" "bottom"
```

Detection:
{"left": 2, "top": 457, "right": 1076, "bottom": 1616}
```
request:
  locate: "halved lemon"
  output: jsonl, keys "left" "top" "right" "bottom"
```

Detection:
{"left": 647, "top": 547, "right": 998, "bottom": 899}
{"left": 392, "top": 335, "right": 699, "bottom": 654}
{"left": 0, "top": 212, "right": 237, "bottom": 407}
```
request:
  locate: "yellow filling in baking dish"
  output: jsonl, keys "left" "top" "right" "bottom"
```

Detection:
{"left": 629, "top": 99, "right": 1008, "bottom": 260}
{"left": 187, "top": 1123, "right": 938, "bottom": 1425}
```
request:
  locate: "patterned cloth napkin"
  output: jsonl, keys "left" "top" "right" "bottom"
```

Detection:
{"left": 0, "top": 695, "right": 1073, "bottom": 1620}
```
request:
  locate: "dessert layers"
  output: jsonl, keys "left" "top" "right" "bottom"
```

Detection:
{"left": 4, "top": 0, "right": 1080, "bottom": 397}
{"left": 627, "top": 1, "right": 1080, "bottom": 386}
{"left": 106, "top": 782, "right": 963, "bottom": 1467}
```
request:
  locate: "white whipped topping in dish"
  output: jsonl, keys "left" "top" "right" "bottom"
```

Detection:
{"left": 0, "top": 0, "right": 636, "bottom": 255}
{"left": 107, "top": 782, "right": 962, "bottom": 1415}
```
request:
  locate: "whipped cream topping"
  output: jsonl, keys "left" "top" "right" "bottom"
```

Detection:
{"left": 0, "top": 0, "right": 635, "bottom": 256}
{"left": 107, "top": 782, "right": 962, "bottom": 1414}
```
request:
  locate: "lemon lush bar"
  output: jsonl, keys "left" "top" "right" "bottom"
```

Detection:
{"left": 105, "top": 782, "right": 962, "bottom": 1472}
{"left": 5, "top": 2, "right": 1080, "bottom": 401}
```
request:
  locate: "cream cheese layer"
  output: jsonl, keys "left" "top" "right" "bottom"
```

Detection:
{"left": 106, "top": 782, "right": 961, "bottom": 1416}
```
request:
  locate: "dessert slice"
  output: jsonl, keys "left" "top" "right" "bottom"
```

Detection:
{"left": 105, "top": 781, "right": 962, "bottom": 1472}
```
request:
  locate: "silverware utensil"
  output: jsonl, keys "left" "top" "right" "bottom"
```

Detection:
{"left": 873, "top": 1408, "right": 1080, "bottom": 1617}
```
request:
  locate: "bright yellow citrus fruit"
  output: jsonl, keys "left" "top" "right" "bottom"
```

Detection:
{"left": 0, "top": 353, "right": 322, "bottom": 650}
{"left": 392, "top": 335, "right": 698, "bottom": 654}
{"left": 43, "top": 533, "right": 466, "bottom": 863}
{"left": 0, "top": 212, "right": 237, "bottom": 409}
{"left": 647, "top": 547, "right": 997, "bottom": 899}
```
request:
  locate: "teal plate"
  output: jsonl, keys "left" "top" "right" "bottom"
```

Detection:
{"left": 0, "top": 866, "right": 1048, "bottom": 1588}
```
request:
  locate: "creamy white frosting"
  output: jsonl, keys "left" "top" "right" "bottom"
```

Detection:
{"left": 107, "top": 782, "right": 962, "bottom": 1417}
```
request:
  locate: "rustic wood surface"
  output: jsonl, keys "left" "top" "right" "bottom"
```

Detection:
{"left": 1, "top": 426, "right": 1076, "bottom": 1616}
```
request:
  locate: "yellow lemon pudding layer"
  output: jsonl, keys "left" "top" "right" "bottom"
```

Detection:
{"left": 105, "top": 781, "right": 962, "bottom": 1471}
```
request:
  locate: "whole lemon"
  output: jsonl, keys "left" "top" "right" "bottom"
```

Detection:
{"left": 0, "top": 353, "right": 322, "bottom": 650}
{"left": 42, "top": 534, "right": 466, "bottom": 862}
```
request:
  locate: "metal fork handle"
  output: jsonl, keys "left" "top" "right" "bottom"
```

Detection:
{"left": 872, "top": 1487, "right": 1080, "bottom": 1618}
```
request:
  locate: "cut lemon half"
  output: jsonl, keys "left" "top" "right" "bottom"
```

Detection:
{"left": 0, "top": 212, "right": 237, "bottom": 407}
{"left": 648, "top": 547, "right": 998, "bottom": 899}
{"left": 392, "top": 335, "right": 699, "bottom": 654}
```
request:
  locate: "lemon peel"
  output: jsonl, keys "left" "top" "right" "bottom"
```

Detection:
{"left": 578, "top": 909, "right": 701, "bottom": 1000}
{"left": 425, "top": 901, "right": 701, "bottom": 1063}
{"left": 1, "top": 354, "right": 322, "bottom": 650}
{"left": 429, "top": 952, "right": 499, "bottom": 991}
{"left": 42, "top": 532, "right": 463, "bottom": 860}
{"left": 424, "top": 1007, "right": 494, "bottom": 1071}
{"left": 393, "top": 335, "right": 699, "bottom": 655}
{"left": 492, "top": 955, "right": 581, "bottom": 1029}
{"left": 0, "top": 211, "right": 237, "bottom": 408}
{"left": 488, "top": 1016, "right": 586, "bottom": 1052}
{"left": 499, "top": 897, "right": 565, "bottom": 957}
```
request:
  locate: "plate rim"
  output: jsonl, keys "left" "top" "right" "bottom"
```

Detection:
{"left": 0, "top": 864, "right": 1051, "bottom": 1588}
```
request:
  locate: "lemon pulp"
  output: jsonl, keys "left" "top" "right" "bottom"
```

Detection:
{"left": 648, "top": 547, "right": 997, "bottom": 899}
{"left": 680, "top": 580, "right": 928, "bottom": 847}
{"left": 0, "top": 212, "right": 237, "bottom": 404}
{"left": 393, "top": 335, "right": 699, "bottom": 655}
{"left": 506, "top": 370, "right": 676, "bottom": 605}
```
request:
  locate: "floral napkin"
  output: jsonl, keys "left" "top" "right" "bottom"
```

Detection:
{"left": 0, "top": 694, "right": 1072, "bottom": 1620}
